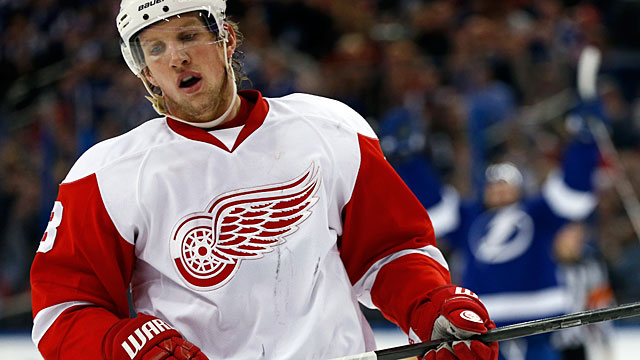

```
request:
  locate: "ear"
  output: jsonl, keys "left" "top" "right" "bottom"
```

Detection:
{"left": 223, "top": 23, "right": 237, "bottom": 59}
{"left": 143, "top": 67, "right": 159, "bottom": 87}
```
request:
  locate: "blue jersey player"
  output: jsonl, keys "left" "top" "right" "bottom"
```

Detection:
{"left": 421, "top": 138, "right": 600, "bottom": 360}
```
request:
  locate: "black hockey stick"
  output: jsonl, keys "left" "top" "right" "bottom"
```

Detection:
{"left": 332, "top": 301, "right": 640, "bottom": 360}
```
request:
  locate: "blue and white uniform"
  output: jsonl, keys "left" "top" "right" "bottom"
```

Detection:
{"left": 404, "top": 138, "right": 600, "bottom": 360}
{"left": 427, "top": 140, "right": 600, "bottom": 326}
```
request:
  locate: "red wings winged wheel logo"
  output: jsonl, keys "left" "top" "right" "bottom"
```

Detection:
{"left": 170, "top": 163, "right": 321, "bottom": 291}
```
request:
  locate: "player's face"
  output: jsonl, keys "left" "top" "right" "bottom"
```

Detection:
{"left": 139, "top": 13, "right": 236, "bottom": 123}
{"left": 553, "top": 222, "right": 585, "bottom": 263}
{"left": 483, "top": 181, "right": 520, "bottom": 209}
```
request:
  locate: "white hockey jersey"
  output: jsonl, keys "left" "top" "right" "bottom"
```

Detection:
{"left": 31, "top": 90, "right": 450, "bottom": 359}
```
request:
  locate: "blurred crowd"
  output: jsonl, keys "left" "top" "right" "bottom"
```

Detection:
{"left": 2, "top": 0, "right": 640, "bottom": 330}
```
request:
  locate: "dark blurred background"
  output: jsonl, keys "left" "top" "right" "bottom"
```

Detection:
{"left": 1, "top": 0, "right": 640, "bottom": 335}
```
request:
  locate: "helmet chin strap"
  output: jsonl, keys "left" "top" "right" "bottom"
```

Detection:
{"left": 142, "top": 40, "right": 238, "bottom": 129}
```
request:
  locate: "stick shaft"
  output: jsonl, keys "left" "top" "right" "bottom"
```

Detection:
{"left": 587, "top": 118, "right": 640, "bottom": 241}
{"left": 477, "top": 301, "right": 640, "bottom": 343}
{"left": 333, "top": 302, "right": 640, "bottom": 360}
{"left": 576, "top": 45, "right": 640, "bottom": 244}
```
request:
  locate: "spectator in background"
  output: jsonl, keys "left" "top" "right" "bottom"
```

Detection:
{"left": 0, "top": 139, "right": 41, "bottom": 327}
{"left": 552, "top": 221, "right": 615, "bottom": 360}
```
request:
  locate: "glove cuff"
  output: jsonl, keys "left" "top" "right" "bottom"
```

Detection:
{"left": 103, "top": 313, "right": 181, "bottom": 360}
{"left": 409, "top": 285, "right": 492, "bottom": 343}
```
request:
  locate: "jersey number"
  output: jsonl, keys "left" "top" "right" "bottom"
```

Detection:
{"left": 38, "top": 201, "right": 63, "bottom": 253}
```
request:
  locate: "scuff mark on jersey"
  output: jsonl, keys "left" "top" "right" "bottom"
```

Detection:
{"left": 313, "top": 257, "right": 321, "bottom": 279}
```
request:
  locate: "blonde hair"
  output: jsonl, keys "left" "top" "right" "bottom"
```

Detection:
{"left": 227, "top": 19, "right": 248, "bottom": 87}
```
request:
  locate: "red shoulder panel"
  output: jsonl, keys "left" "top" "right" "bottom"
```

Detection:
{"left": 339, "top": 134, "right": 450, "bottom": 332}
{"left": 31, "top": 174, "right": 135, "bottom": 358}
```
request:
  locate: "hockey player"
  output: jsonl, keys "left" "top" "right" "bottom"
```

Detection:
{"left": 421, "top": 137, "right": 600, "bottom": 360}
{"left": 29, "top": 1, "right": 498, "bottom": 359}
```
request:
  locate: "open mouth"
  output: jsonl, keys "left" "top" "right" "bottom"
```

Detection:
{"left": 179, "top": 75, "right": 202, "bottom": 88}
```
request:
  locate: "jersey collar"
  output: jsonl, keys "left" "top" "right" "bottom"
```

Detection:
{"left": 166, "top": 90, "right": 269, "bottom": 152}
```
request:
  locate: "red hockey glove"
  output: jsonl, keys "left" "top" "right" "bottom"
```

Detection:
{"left": 409, "top": 285, "right": 498, "bottom": 360}
{"left": 103, "top": 313, "right": 209, "bottom": 360}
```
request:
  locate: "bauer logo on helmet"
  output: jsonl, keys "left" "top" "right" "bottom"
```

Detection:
{"left": 138, "top": 0, "right": 164, "bottom": 11}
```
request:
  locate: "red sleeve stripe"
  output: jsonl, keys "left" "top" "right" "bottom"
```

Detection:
{"left": 354, "top": 245, "right": 449, "bottom": 308}
{"left": 32, "top": 301, "right": 93, "bottom": 346}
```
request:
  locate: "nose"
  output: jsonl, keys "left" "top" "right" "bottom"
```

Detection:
{"left": 169, "top": 48, "right": 190, "bottom": 68}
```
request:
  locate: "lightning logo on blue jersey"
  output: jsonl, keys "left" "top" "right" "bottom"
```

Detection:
{"left": 468, "top": 205, "right": 534, "bottom": 264}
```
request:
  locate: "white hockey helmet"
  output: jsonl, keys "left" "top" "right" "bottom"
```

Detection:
{"left": 116, "top": 0, "right": 228, "bottom": 76}
{"left": 485, "top": 162, "right": 523, "bottom": 187}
